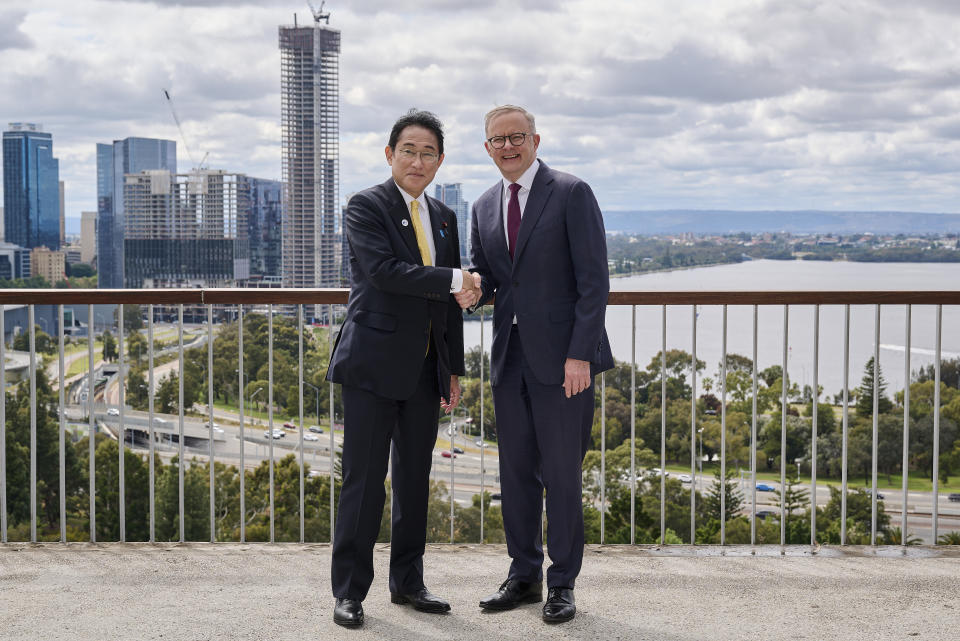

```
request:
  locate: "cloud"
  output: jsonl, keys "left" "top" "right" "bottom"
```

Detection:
{"left": 0, "top": 10, "right": 32, "bottom": 50}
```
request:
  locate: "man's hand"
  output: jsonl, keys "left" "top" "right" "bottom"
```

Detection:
{"left": 454, "top": 270, "right": 481, "bottom": 310}
{"left": 562, "top": 358, "right": 591, "bottom": 398}
{"left": 441, "top": 375, "right": 461, "bottom": 413}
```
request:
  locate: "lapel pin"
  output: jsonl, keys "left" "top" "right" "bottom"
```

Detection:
{"left": 401, "top": 218, "right": 409, "bottom": 227}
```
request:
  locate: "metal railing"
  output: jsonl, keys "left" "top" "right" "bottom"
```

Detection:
{"left": 1, "top": 288, "right": 959, "bottom": 546}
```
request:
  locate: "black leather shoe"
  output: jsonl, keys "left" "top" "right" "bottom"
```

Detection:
{"left": 333, "top": 598, "right": 364, "bottom": 627}
{"left": 390, "top": 588, "right": 451, "bottom": 613}
{"left": 542, "top": 587, "right": 575, "bottom": 623}
{"left": 479, "top": 578, "right": 543, "bottom": 611}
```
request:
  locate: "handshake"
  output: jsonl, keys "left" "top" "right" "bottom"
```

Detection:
{"left": 454, "top": 270, "right": 483, "bottom": 310}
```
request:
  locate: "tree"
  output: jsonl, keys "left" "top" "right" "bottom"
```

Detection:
{"left": 703, "top": 467, "right": 744, "bottom": 523}
{"left": 464, "top": 346, "right": 490, "bottom": 380}
{"left": 122, "top": 304, "right": 144, "bottom": 331}
{"left": 102, "top": 331, "right": 117, "bottom": 362}
{"left": 856, "top": 357, "right": 893, "bottom": 417}
{"left": 12, "top": 325, "right": 57, "bottom": 354}
{"left": 774, "top": 468, "right": 810, "bottom": 543}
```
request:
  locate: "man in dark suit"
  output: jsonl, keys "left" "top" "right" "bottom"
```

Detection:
{"left": 326, "top": 109, "right": 479, "bottom": 628}
{"left": 463, "top": 104, "right": 613, "bottom": 624}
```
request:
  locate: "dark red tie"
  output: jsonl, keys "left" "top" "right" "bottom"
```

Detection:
{"left": 507, "top": 183, "right": 521, "bottom": 261}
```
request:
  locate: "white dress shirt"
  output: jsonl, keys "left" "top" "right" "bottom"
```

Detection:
{"left": 395, "top": 182, "right": 463, "bottom": 292}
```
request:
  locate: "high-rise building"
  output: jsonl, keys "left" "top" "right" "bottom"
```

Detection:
{"left": 434, "top": 183, "right": 470, "bottom": 265}
{"left": 279, "top": 11, "right": 340, "bottom": 300}
{"left": 0, "top": 241, "right": 29, "bottom": 280}
{"left": 3, "top": 123, "right": 60, "bottom": 250}
{"left": 123, "top": 169, "right": 249, "bottom": 291}
{"left": 30, "top": 246, "right": 66, "bottom": 284}
{"left": 80, "top": 211, "right": 97, "bottom": 265}
{"left": 96, "top": 137, "right": 176, "bottom": 288}
{"left": 59, "top": 180, "right": 65, "bottom": 247}
{"left": 241, "top": 176, "right": 284, "bottom": 284}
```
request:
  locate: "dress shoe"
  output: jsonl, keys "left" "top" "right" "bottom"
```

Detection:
{"left": 478, "top": 578, "right": 543, "bottom": 611}
{"left": 333, "top": 598, "right": 364, "bottom": 627}
{"left": 390, "top": 587, "right": 451, "bottom": 613}
{"left": 542, "top": 587, "right": 575, "bottom": 623}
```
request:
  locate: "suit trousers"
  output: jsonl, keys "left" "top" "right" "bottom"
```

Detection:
{"left": 493, "top": 326, "right": 594, "bottom": 589}
{"left": 331, "top": 352, "right": 440, "bottom": 600}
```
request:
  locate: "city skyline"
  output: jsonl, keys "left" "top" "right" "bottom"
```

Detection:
{"left": 2, "top": 1, "right": 960, "bottom": 231}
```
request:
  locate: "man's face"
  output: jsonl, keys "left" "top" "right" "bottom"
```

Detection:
{"left": 484, "top": 111, "right": 540, "bottom": 182}
{"left": 385, "top": 125, "right": 444, "bottom": 198}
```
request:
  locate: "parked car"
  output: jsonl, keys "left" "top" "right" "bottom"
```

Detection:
{"left": 303, "top": 433, "right": 319, "bottom": 442}
{"left": 756, "top": 483, "right": 776, "bottom": 492}
{"left": 452, "top": 446, "right": 464, "bottom": 454}
{"left": 677, "top": 474, "right": 693, "bottom": 483}
{"left": 949, "top": 493, "right": 960, "bottom": 503}
{"left": 441, "top": 450, "right": 457, "bottom": 459}
{"left": 309, "top": 425, "right": 324, "bottom": 434}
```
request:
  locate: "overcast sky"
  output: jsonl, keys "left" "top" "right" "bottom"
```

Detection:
{"left": 3, "top": 0, "right": 960, "bottom": 224}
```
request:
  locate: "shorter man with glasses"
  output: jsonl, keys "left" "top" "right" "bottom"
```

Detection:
{"left": 326, "top": 109, "right": 480, "bottom": 627}
{"left": 465, "top": 104, "right": 613, "bottom": 623}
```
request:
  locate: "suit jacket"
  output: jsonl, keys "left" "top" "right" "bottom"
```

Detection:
{"left": 327, "top": 178, "right": 465, "bottom": 400}
{"left": 470, "top": 161, "right": 614, "bottom": 386}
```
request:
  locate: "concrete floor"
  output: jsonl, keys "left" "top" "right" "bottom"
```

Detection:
{"left": 2, "top": 543, "right": 959, "bottom": 641}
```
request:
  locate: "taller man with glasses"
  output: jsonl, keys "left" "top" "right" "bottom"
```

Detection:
{"left": 467, "top": 104, "right": 613, "bottom": 624}
{"left": 326, "top": 109, "right": 479, "bottom": 627}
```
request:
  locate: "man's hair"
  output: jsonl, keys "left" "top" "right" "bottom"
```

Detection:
{"left": 388, "top": 108, "right": 445, "bottom": 155}
{"left": 484, "top": 105, "right": 537, "bottom": 137}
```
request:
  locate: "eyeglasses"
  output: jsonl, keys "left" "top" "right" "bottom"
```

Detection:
{"left": 486, "top": 132, "right": 533, "bottom": 149}
{"left": 396, "top": 148, "right": 440, "bottom": 165}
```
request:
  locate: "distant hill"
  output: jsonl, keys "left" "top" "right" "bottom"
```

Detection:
{"left": 602, "top": 210, "right": 960, "bottom": 235}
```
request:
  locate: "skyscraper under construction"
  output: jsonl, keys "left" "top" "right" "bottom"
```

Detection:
{"left": 279, "top": 8, "right": 340, "bottom": 301}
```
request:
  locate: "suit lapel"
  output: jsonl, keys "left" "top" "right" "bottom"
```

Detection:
{"left": 486, "top": 183, "right": 511, "bottom": 265}
{"left": 384, "top": 179, "right": 423, "bottom": 265}
{"left": 426, "top": 195, "right": 450, "bottom": 267}
{"left": 512, "top": 162, "right": 554, "bottom": 267}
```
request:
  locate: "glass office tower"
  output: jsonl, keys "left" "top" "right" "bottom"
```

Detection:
{"left": 3, "top": 123, "right": 60, "bottom": 250}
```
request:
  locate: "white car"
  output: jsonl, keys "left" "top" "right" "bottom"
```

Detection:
{"left": 263, "top": 429, "right": 284, "bottom": 439}
{"left": 107, "top": 408, "right": 120, "bottom": 416}
{"left": 677, "top": 474, "right": 693, "bottom": 483}
{"left": 304, "top": 433, "right": 319, "bottom": 442}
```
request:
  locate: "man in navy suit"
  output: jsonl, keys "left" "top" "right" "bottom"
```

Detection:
{"left": 326, "top": 109, "right": 479, "bottom": 627}
{"left": 463, "top": 104, "right": 613, "bottom": 624}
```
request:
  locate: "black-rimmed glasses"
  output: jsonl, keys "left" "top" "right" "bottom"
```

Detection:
{"left": 486, "top": 132, "right": 533, "bottom": 149}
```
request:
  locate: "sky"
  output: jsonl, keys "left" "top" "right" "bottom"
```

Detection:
{"left": 2, "top": 0, "right": 960, "bottom": 227}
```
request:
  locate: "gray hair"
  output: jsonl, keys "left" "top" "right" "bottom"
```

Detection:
{"left": 483, "top": 105, "right": 536, "bottom": 137}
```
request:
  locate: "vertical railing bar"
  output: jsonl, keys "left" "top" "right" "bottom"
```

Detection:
{"left": 118, "top": 304, "right": 126, "bottom": 542}
{"left": 268, "top": 305, "right": 275, "bottom": 543}
{"left": 932, "top": 304, "right": 942, "bottom": 544}
{"left": 29, "top": 306, "right": 37, "bottom": 543}
{"left": 901, "top": 305, "right": 911, "bottom": 543}
{"left": 238, "top": 305, "right": 245, "bottom": 543}
{"left": 780, "top": 305, "right": 788, "bottom": 546}
{"left": 841, "top": 304, "right": 850, "bottom": 545}
{"left": 58, "top": 305, "right": 66, "bottom": 543}
{"left": 178, "top": 304, "right": 185, "bottom": 543}
{"left": 660, "top": 305, "right": 666, "bottom": 545}
{"left": 148, "top": 305, "right": 155, "bottom": 542}
{"left": 479, "top": 309, "right": 485, "bottom": 543}
{"left": 600, "top": 372, "right": 606, "bottom": 545}
{"left": 750, "top": 305, "right": 758, "bottom": 546}
{"left": 88, "top": 303, "right": 95, "bottom": 542}
{"left": 871, "top": 305, "right": 880, "bottom": 545}
{"left": 328, "top": 304, "right": 336, "bottom": 542}
{"left": 208, "top": 304, "right": 215, "bottom": 543}
{"left": 450, "top": 412, "right": 456, "bottom": 544}
{"left": 630, "top": 305, "right": 636, "bottom": 545}
{"left": 0, "top": 307, "right": 6, "bottom": 543}
{"left": 811, "top": 304, "right": 819, "bottom": 547}
{"left": 720, "top": 305, "right": 727, "bottom": 545}
{"left": 690, "top": 305, "right": 697, "bottom": 545}
{"left": 298, "top": 305, "right": 305, "bottom": 544}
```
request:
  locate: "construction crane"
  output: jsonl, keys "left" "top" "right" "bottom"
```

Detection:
{"left": 162, "top": 88, "right": 208, "bottom": 171}
{"left": 308, "top": 1, "right": 330, "bottom": 24}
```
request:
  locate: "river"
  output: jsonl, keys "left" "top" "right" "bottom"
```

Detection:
{"left": 463, "top": 260, "right": 960, "bottom": 398}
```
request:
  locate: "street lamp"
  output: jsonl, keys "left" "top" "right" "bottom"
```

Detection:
{"left": 250, "top": 387, "right": 264, "bottom": 426}
{"left": 697, "top": 427, "right": 704, "bottom": 489}
{"left": 304, "top": 381, "right": 321, "bottom": 426}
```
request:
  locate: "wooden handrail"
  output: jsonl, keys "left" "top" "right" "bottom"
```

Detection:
{"left": 0, "top": 288, "right": 959, "bottom": 306}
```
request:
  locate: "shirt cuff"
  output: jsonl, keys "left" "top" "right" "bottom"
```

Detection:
{"left": 450, "top": 268, "right": 463, "bottom": 293}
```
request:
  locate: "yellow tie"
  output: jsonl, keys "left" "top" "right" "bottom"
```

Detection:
{"left": 410, "top": 200, "right": 433, "bottom": 266}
